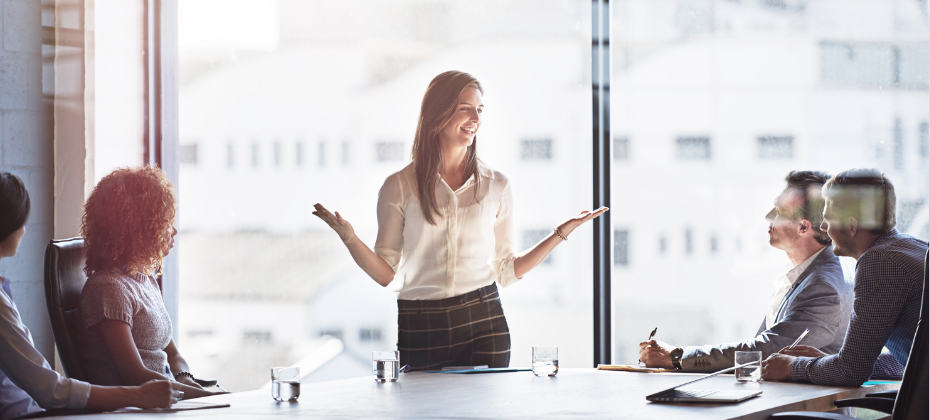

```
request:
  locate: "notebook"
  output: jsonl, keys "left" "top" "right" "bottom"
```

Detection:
{"left": 645, "top": 361, "right": 762, "bottom": 403}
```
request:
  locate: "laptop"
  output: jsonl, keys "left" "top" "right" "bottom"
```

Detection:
{"left": 645, "top": 361, "right": 763, "bottom": 403}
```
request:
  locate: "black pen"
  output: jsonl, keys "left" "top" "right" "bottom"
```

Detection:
{"left": 647, "top": 327, "right": 657, "bottom": 342}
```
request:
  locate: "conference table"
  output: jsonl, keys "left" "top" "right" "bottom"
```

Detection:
{"left": 46, "top": 368, "right": 898, "bottom": 419}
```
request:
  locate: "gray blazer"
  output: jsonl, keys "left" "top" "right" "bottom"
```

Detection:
{"left": 681, "top": 246, "right": 853, "bottom": 373}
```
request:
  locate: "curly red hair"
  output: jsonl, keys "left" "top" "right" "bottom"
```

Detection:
{"left": 81, "top": 166, "right": 176, "bottom": 276}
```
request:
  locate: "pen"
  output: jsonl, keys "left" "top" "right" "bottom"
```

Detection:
{"left": 787, "top": 328, "right": 810, "bottom": 350}
{"left": 647, "top": 327, "right": 657, "bottom": 342}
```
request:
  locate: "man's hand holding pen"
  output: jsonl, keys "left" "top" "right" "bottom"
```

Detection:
{"left": 638, "top": 340, "right": 677, "bottom": 369}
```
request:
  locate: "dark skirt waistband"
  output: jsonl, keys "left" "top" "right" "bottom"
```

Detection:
{"left": 397, "top": 283, "right": 498, "bottom": 311}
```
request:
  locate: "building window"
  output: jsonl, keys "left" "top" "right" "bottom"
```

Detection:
{"left": 820, "top": 42, "right": 928, "bottom": 89}
{"left": 319, "top": 142, "right": 326, "bottom": 166}
{"left": 614, "top": 137, "right": 629, "bottom": 160}
{"left": 520, "top": 139, "right": 552, "bottom": 160}
{"left": 319, "top": 329, "right": 343, "bottom": 341}
{"left": 226, "top": 143, "right": 235, "bottom": 169}
{"left": 251, "top": 141, "right": 260, "bottom": 168}
{"left": 658, "top": 235, "right": 667, "bottom": 255}
{"left": 920, "top": 122, "right": 928, "bottom": 157}
{"left": 243, "top": 330, "right": 272, "bottom": 343}
{"left": 893, "top": 118, "right": 904, "bottom": 170}
{"left": 179, "top": 143, "right": 198, "bottom": 165}
{"left": 675, "top": 137, "right": 711, "bottom": 160}
{"left": 684, "top": 229, "right": 693, "bottom": 255}
{"left": 376, "top": 142, "right": 404, "bottom": 162}
{"left": 273, "top": 141, "right": 282, "bottom": 168}
{"left": 709, "top": 236, "right": 718, "bottom": 253}
{"left": 614, "top": 229, "right": 629, "bottom": 266}
{"left": 522, "top": 229, "right": 552, "bottom": 264}
{"left": 342, "top": 141, "right": 351, "bottom": 165}
{"left": 295, "top": 141, "right": 304, "bottom": 166}
{"left": 359, "top": 328, "right": 383, "bottom": 342}
{"left": 758, "top": 136, "right": 793, "bottom": 159}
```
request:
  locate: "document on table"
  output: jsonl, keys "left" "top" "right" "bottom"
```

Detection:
{"left": 109, "top": 400, "right": 231, "bottom": 413}
{"left": 597, "top": 364, "right": 678, "bottom": 373}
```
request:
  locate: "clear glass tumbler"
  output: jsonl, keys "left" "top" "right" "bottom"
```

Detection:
{"left": 372, "top": 350, "right": 401, "bottom": 382}
{"left": 532, "top": 346, "right": 559, "bottom": 377}
{"left": 735, "top": 351, "right": 762, "bottom": 382}
{"left": 271, "top": 366, "right": 300, "bottom": 401}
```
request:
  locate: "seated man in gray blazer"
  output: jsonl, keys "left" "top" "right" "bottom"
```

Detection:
{"left": 638, "top": 170, "right": 853, "bottom": 373}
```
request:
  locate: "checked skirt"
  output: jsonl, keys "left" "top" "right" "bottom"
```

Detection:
{"left": 397, "top": 283, "right": 511, "bottom": 371}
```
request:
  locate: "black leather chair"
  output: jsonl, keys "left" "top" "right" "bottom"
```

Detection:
{"left": 43, "top": 237, "right": 91, "bottom": 382}
{"left": 771, "top": 250, "right": 929, "bottom": 420}
{"left": 43, "top": 237, "right": 223, "bottom": 393}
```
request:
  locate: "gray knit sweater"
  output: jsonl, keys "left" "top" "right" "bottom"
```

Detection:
{"left": 80, "top": 268, "right": 172, "bottom": 385}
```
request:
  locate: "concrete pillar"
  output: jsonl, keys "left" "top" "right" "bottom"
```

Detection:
{"left": 1, "top": 0, "right": 56, "bottom": 360}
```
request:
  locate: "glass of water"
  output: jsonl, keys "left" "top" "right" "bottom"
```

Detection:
{"left": 372, "top": 350, "right": 400, "bottom": 382}
{"left": 271, "top": 367, "right": 300, "bottom": 401}
{"left": 735, "top": 351, "right": 762, "bottom": 382}
{"left": 532, "top": 346, "right": 559, "bottom": 377}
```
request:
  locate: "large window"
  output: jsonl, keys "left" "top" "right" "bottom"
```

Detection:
{"left": 177, "top": 0, "right": 592, "bottom": 390}
{"left": 610, "top": 0, "right": 929, "bottom": 363}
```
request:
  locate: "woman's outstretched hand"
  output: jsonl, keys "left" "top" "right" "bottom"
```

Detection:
{"left": 559, "top": 207, "right": 609, "bottom": 237}
{"left": 313, "top": 203, "right": 356, "bottom": 243}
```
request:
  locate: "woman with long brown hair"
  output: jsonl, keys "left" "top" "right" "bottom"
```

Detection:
{"left": 79, "top": 166, "right": 221, "bottom": 399}
{"left": 314, "top": 71, "right": 607, "bottom": 370}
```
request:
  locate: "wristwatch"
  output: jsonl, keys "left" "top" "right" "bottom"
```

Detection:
{"left": 669, "top": 348, "right": 684, "bottom": 370}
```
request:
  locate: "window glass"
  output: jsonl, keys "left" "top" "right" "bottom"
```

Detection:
{"left": 94, "top": 0, "right": 146, "bottom": 176}
{"left": 611, "top": 0, "right": 929, "bottom": 363}
{"left": 178, "top": 0, "right": 592, "bottom": 390}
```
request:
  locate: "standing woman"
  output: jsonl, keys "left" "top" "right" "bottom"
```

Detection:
{"left": 0, "top": 172, "right": 180, "bottom": 419}
{"left": 79, "top": 166, "right": 219, "bottom": 399}
{"left": 314, "top": 71, "right": 607, "bottom": 370}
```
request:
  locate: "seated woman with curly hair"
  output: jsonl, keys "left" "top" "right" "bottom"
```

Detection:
{"left": 79, "top": 166, "right": 220, "bottom": 399}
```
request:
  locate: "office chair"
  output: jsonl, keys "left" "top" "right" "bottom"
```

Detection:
{"left": 43, "top": 237, "right": 91, "bottom": 382}
{"left": 44, "top": 237, "right": 223, "bottom": 392}
{"left": 771, "top": 250, "right": 929, "bottom": 420}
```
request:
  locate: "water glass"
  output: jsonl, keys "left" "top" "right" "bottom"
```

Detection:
{"left": 372, "top": 350, "right": 400, "bottom": 382}
{"left": 532, "top": 346, "right": 559, "bottom": 377}
{"left": 271, "top": 367, "right": 300, "bottom": 401}
{"left": 735, "top": 351, "right": 762, "bottom": 382}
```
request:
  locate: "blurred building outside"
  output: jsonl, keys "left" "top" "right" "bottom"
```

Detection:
{"left": 171, "top": 0, "right": 929, "bottom": 391}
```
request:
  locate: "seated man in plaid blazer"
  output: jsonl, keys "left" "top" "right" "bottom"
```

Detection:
{"left": 761, "top": 168, "right": 928, "bottom": 385}
{"left": 639, "top": 171, "right": 853, "bottom": 373}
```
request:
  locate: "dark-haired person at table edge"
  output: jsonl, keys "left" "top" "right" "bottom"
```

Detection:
{"left": 762, "top": 168, "right": 928, "bottom": 385}
{"left": 639, "top": 171, "right": 855, "bottom": 373}
{"left": 314, "top": 70, "right": 608, "bottom": 370}
{"left": 0, "top": 172, "right": 181, "bottom": 420}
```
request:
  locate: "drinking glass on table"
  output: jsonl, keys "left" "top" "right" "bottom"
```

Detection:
{"left": 271, "top": 367, "right": 300, "bottom": 401}
{"left": 734, "top": 351, "right": 762, "bottom": 382}
{"left": 532, "top": 346, "right": 559, "bottom": 377}
{"left": 372, "top": 350, "right": 401, "bottom": 382}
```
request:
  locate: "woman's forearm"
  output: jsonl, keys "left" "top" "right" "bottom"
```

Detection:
{"left": 514, "top": 230, "right": 563, "bottom": 279}
{"left": 343, "top": 235, "right": 395, "bottom": 287}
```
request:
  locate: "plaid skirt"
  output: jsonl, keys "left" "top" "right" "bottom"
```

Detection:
{"left": 397, "top": 283, "right": 511, "bottom": 371}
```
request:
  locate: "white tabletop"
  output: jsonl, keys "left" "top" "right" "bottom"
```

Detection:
{"left": 43, "top": 368, "right": 900, "bottom": 419}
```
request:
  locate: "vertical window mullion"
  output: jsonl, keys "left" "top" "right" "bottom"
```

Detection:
{"left": 591, "top": 0, "right": 613, "bottom": 366}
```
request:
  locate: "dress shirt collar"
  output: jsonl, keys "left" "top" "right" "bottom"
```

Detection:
{"left": 785, "top": 246, "right": 826, "bottom": 286}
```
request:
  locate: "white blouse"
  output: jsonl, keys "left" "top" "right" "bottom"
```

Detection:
{"left": 374, "top": 161, "right": 519, "bottom": 300}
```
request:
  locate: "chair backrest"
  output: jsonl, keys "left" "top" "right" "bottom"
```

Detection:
{"left": 892, "top": 249, "right": 929, "bottom": 420}
{"left": 43, "top": 237, "right": 89, "bottom": 382}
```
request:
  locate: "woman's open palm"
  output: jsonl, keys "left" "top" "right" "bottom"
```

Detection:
{"left": 561, "top": 206, "right": 609, "bottom": 235}
{"left": 313, "top": 203, "right": 355, "bottom": 243}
